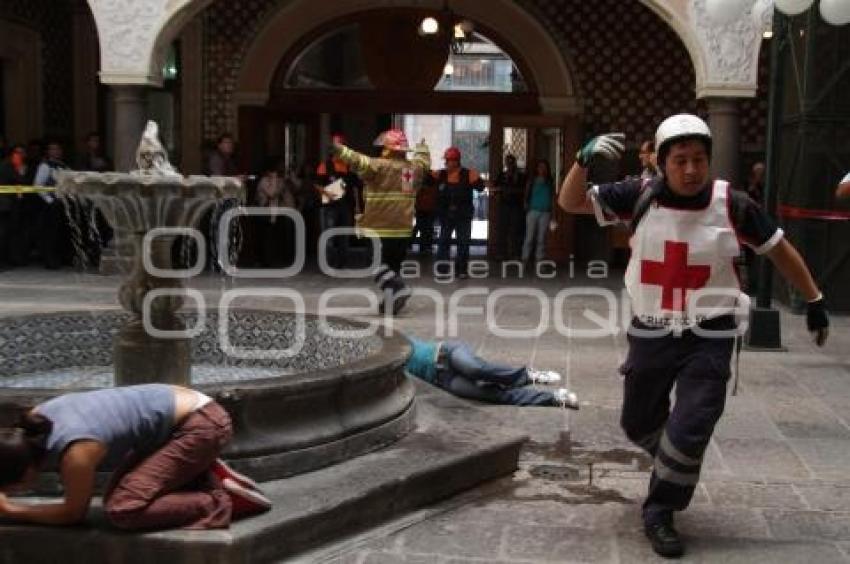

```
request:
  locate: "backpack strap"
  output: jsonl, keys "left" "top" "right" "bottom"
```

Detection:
{"left": 727, "top": 184, "right": 749, "bottom": 233}
{"left": 629, "top": 178, "right": 664, "bottom": 234}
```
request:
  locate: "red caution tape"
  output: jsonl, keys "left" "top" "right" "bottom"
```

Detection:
{"left": 777, "top": 204, "right": 850, "bottom": 221}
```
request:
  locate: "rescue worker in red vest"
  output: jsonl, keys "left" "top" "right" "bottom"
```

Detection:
{"left": 433, "top": 147, "right": 485, "bottom": 278}
{"left": 315, "top": 134, "right": 363, "bottom": 269}
{"left": 559, "top": 114, "right": 829, "bottom": 559}
{"left": 333, "top": 130, "right": 430, "bottom": 315}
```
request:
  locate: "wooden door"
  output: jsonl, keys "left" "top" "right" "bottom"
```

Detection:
{"left": 488, "top": 115, "right": 580, "bottom": 262}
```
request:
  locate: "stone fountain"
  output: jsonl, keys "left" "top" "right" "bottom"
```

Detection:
{"left": 0, "top": 122, "right": 416, "bottom": 480}
{"left": 54, "top": 122, "right": 242, "bottom": 387}
{"left": 0, "top": 123, "right": 527, "bottom": 563}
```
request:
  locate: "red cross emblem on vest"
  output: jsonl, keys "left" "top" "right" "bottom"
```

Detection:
{"left": 640, "top": 241, "right": 711, "bottom": 311}
{"left": 402, "top": 169, "right": 413, "bottom": 183}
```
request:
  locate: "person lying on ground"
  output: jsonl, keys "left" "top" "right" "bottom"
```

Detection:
{"left": 405, "top": 336, "right": 579, "bottom": 409}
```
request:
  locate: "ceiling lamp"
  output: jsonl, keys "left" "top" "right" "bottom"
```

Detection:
{"left": 774, "top": 0, "right": 814, "bottom": 16}
{"left": 420, "top": 16, "right": 439, "bottom": 35}
{"left": 419, "top": 1, "right": 474, "bottom": 55}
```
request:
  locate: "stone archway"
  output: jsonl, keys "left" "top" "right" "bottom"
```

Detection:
{"left": 0, "top": 19, "right": 42, "bottom": 144}
{"left": 233, "top": 0, "right": 582, "bottom": 118}
{"left": 85, "top": 0, "right": 770, "bottom": 174}
{"left": 85, "top": 0, "right": 769, "bottom": 97}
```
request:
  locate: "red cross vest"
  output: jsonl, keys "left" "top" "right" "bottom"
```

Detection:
{"left": 624, "top": 180, "right": 741, "bottom": 330}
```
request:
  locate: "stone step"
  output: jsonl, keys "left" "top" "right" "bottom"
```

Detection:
{"left": 0, "top": 381, "right": 529, "bottom": 564}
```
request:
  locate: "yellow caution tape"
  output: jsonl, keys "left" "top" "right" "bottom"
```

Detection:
{"left": 0, "top": 186, "right": 57, "bottom": 195}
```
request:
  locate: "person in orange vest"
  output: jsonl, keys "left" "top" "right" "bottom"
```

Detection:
{"left": 333, "top": 130, "right": 431, "bottom": 314}
{"left": 315, "top": 134, "right": 363, "bottom": 269}
{"left": 434, "top": 147, "right": 484, "bottom": 279}
{"left": 412, "top": 172, "right": 438, "bottom": 256}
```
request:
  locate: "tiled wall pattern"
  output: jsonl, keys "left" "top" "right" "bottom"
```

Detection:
{"left": 199, "top": 0, "right": 767, "bottom": 150}
{"left": 739, "top": 38, "right": 770, "bottom": 150}
{"left": 0, "top": 0, "right": 74, "bottom": 140}
{"left": 520, "top": 0, "right": 698, "bottom": 145}
{"left": 201, "top": 0, "right": 278, "bottom": 140}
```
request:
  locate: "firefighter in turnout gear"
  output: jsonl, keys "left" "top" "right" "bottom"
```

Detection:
{"left": 559, "top": 114, "right": 829, "bottom": 559}
{"left": 333, "top": 130, "right": 430, "bottom": 315}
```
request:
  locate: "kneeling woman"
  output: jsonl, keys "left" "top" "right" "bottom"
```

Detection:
{"left": 0, "top": 384, "right": 270, "bottom": 530}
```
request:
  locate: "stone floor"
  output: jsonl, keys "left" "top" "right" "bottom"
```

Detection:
{"left": 1, "top": 263, "right": 849, "bottom": 563}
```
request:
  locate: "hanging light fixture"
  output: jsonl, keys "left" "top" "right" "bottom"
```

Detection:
{"left": 419, "top": 1, "right": 474, "bottom": 55}
{"left": 450, "top": 18, "right": 474, "bottom": 54}
{"left": 419, "top": 16, "right": 439, "bottom": 35}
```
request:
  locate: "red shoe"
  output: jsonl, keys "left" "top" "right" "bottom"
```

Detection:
{"left": 223, "top": 478, "right": 272, "bottom": 519}
{"left": 211, "top": 458, "right": 260, "bottom": 491}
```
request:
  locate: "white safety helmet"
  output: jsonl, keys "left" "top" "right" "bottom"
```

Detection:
{"left": 655, "top": 113, "right": 712, "bottom": 171}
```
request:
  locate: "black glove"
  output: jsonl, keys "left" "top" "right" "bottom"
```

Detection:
{"left": 806, "top": 295, "right": 829, "bottom": 347}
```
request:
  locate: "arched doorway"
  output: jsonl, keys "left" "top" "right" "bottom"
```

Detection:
{"left": 233, "top": 5, "right": 583, "bottom": 262}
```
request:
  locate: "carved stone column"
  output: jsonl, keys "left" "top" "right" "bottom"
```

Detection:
{"left": 113, "top": 85, "right": 148, "bottom": 171}
{"left": 706, "top": 97, "right": 741, "bottom": 186}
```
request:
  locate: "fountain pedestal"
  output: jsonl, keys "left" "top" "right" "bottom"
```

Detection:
{"left": 55, "top": 168, "right": 242, "bottom": 388}
{"left": 114, "top": 320, "right": 191, "bottom": 386}
{"left": 114, "top": 234, "right": 191, "bottom": 386}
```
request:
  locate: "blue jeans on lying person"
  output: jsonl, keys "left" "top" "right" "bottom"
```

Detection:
{"left": 437, "top": 341, "right": 556, "bottom": 407}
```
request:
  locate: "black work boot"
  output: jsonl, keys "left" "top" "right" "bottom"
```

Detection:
{"left": 644, "top": 520, "right": 685, "bottom": 558}
{"left": 390, "top": 282, "right": 411, "bottom": 315}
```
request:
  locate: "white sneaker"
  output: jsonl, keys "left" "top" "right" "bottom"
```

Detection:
{"left": 528, "top": 369, "right": 562, "bottom": 385}
{"left": 553, "top": 388, "right": 579, "bottom": 410}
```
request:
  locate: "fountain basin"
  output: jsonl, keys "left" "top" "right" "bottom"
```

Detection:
{"left": 0, "top": 310, "right": 414, "bottom": 481}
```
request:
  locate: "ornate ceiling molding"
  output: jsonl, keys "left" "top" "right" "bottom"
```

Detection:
{"left": 89, "top": 0, "right": 213, "bottom": 86}
{"left": 690, "top": 0, "right": 771, "bottom": 98}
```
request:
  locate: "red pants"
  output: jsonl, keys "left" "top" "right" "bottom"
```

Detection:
{"left": 103, "top": 402, "right": 233, "bottom": 530}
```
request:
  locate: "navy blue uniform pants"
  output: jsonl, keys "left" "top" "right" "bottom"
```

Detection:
{"left": 619, "top": 318, "right": 734, "bottom": 525}
{"left": 437, "top": 213, "right": 472, "bottom": 275}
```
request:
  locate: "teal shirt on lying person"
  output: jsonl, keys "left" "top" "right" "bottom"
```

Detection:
{"left": 405, "top": 337, "right": 440, "bottom": 383}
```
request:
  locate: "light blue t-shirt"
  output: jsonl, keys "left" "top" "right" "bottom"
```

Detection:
{"left": 36, "top": 384, "right": 176, "bottom": 470}
{"left": 528, "top": 178, "right": 554, "bottom": 212}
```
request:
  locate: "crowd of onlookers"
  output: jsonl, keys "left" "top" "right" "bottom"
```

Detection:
{"left": 238, "top": 136, "right": 566, "bottom": 275}
{"left": 0, "top": 128, "right": 634, "bottom": 274}
{"left": 0, "top": 133, "right": 113, "bottom": 270}
{"left": 2, "top": 129, "right": 802, "bottom": 280}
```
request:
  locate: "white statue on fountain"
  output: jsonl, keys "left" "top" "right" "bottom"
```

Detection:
{"left": 132, "top": 120, "right": 181, "bottom": 177}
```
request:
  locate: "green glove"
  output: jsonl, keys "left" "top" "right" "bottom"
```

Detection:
{"left": 576, "top": 133, "right": 626, "bottom": 168}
